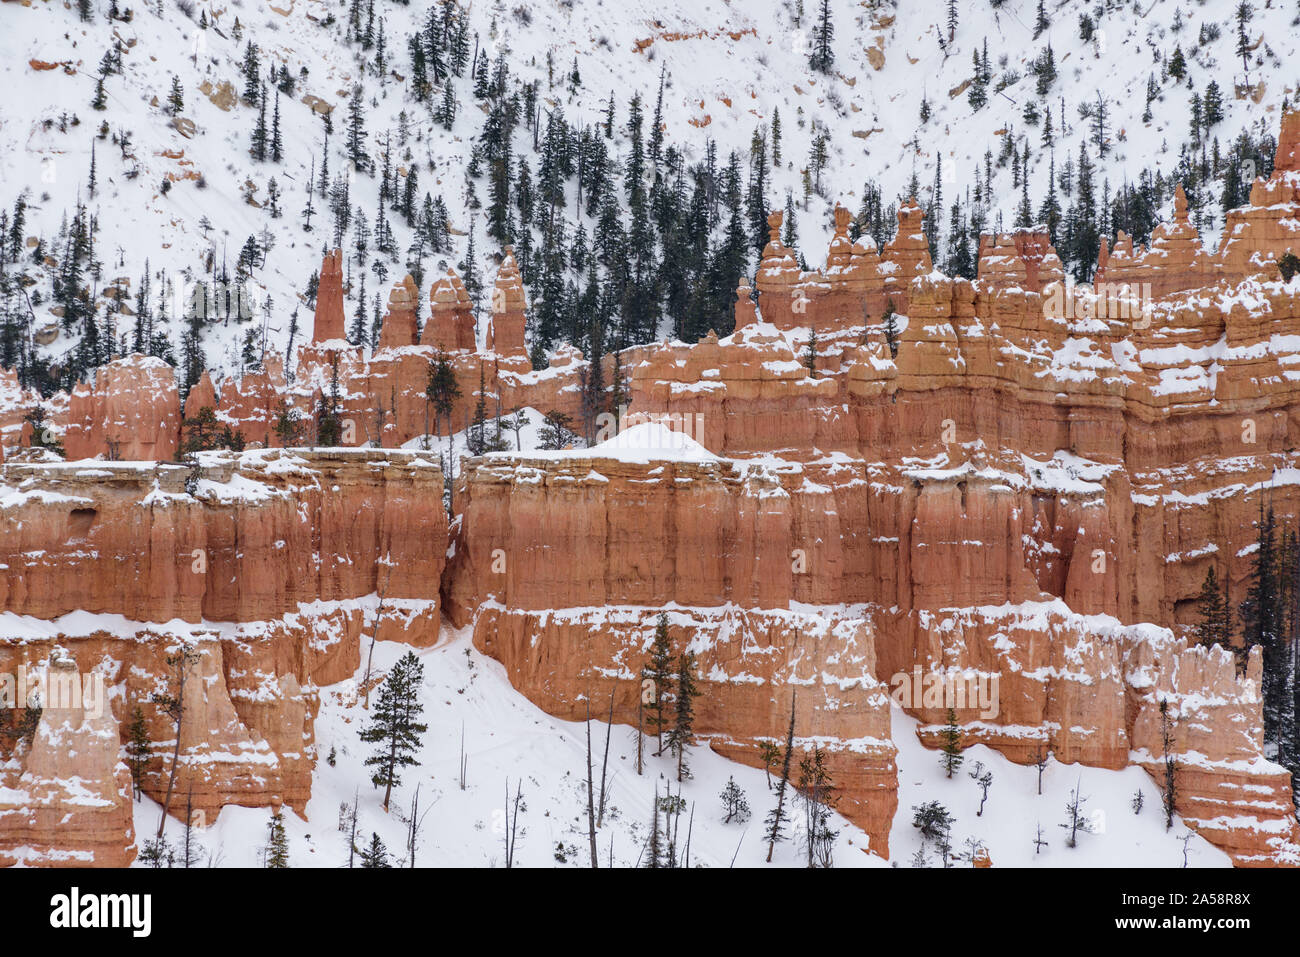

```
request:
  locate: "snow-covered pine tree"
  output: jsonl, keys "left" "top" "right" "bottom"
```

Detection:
{"left": 359, "top": 650, "right": 428, "bottom": 811}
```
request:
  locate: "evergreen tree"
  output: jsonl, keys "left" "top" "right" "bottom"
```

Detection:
{"left": 940, "top": 708, "right": 964, "bottom": 777}
{"left": 645, "top": 785, "right": 664, "bottom": 868}
{"left": 1033, "top": 0, "right": 1049, "bottom": 38}
{"left": 168, "top": 76, "right": 184, "bottom": 114}
{"left": 882, "top": 299, "right": 899, "bottom": 358}
{"left": 250, "top": 85, "right": 269, "bottom": 161}
{"left": 1194, "top": 565, "right": 1231, "bottom": 652}
{"left": 1203, "top": 81, "right": 1224, "bottom": 128}
{"left": 1235, "top": 2, "right": 1254, "bottom": 82}
{"left": 358, "top": 831, "right": 391, "bottom": 867}
{"left": 720, "top": 777, "right": 751, "bottom": 824}
{"left": 809, "top": 0, "right": 834, "bottom": 74}
{"left": 359, "top": 650, "right": 428, "bottom": 811}
{"left": 1168, "top": 45, "right": 1186, "bottom": 82}
{"left": 125, "top": 705, "right": 151, "bottom": 801}
{"left": 425, "top": 349, "right": 461, "bottom": 441}
{"left": 241, "top": 42, "right": 261, "bottom": 104}
{"left": 764, "top": 694, "right": 797, "bottom": 863}
{"left": 645, "top": 613, "right": 674, "bottom": 754}
{"left": 346, "top": 83, "right": 368, "bottom": 172}
{"left": 270, "top": 90, "right": 283, "bottom": 163}
{"left": 968, "top": 49, "right": 988, "bottom": 110}
{"left": 265, "top": 814, "right": 290, "bottom": 867}
{"left": 1241, "top": 505, "right": 1285, "bottom": 746}
{"left": 666, "top": 651, "right": 699, "bottom": 782}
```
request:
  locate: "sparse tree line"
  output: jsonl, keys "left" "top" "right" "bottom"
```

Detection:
{"left": 1194, "top": 504, "right": 1300, "bottom": 797}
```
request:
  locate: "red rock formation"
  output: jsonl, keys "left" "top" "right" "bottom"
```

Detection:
{"left": 423, "top": 269, "right": 476, "bottom": 352}
{"left": 64, "top": 355, "right": 182, "bottom": 461}
{"left": 485, "top": 248, "right": 530, "bottom": 366}
{"left": 0, "top": 449, "right": 446, "bottom": 861}
{"left": 184, "top": 370, "right": 218, "bottom": 420}
{"left": 9, "top": 108, "right": 1300, "bottom": 870}
{"left": 376, "top": 275, "right": 420, "bottom": 351}
{"left": 0, "top": 656, "right": 134, "bottom": 866}
{"left": 311, "top": 249, "right": 347, "bottom": 343}
{"left": 216, "top": 353, "right": 289, "bottom": 449}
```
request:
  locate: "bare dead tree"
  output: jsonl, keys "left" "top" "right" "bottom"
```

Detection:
{"left": 1033, "top": 745, "right": 1051, "bottom": 795}
{"left": 344, "top": 789, "right": 360, "bottom": 868}
{"left": 1160, "top": 698, "right": 1178, "bottom": 829}
{"left": 402, "top": 783, "right": 432, "bottom": 867}
{"left": 458, "top": 722, "right": 468, "bottom": 789}
{"left": 503, "top": 778, "right": 524, "bottom": 868}
{"left": 362, "top": 551, "right": 394, "bottom": 709}
{"left": 585, "top": 699, "right": 598, "bottom": 868}
{"left": 635, "top": 685, "right": 644, "bottom": 776}
{"left": 597, "top": 691, "right": 613, "bottom": 826}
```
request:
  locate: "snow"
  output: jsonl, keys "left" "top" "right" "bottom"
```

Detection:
{"left": 5, "top": 0, "right": 1296, "bottom": 385}
{"left": 888, "top": 707, "right": 1230, "bottom": 868}
{"left": 124, "top": 613, "right": 1232, "bottom": 868}
{"left": 509, "top": 420, "right": 716, "bottom": 464}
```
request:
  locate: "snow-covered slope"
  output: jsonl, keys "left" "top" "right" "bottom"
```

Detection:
{"left": 2, "top": 0, "right": 1294, "bottom": 386}
{"left": 133, "top": 616, "right": 1226, "bottom": 867}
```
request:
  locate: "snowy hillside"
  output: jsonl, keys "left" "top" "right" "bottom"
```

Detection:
{"left": 1, "top": 0, "right": 1295, "bottom": 393}
{"left": 136, "top": 616, "right": 1225, "bottom": 868}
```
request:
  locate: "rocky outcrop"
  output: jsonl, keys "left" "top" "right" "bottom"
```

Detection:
{"left": 64, "top": 355, "right": 182, "bottom": 462}
{"left": 0, "top": 450, "right": 446, "bottom": 862}
{"left": 311, "top": 248, "right": 347, "bottom": 344}
{"left": 6, "top": 110, "right": 1300, "bottom": 869}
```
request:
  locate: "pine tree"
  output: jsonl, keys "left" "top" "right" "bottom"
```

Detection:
{"left": 1033, "top": 0, "right": 1049, "bottom": 38}
{"left": 265, "top": 813, "right": 290, "bottom": 867}
{"left": 1235, "top": 2, "right": 1254, "bottom": 82}
{"left": 940, "top": 708, "right": 964, "bottom": 777}
{"left": 168, "top": 76, "right": 184, "bottom": 115}
{"left": 809, "top": 0, "right": 834, "bottom": 74}
{"left": 666, "top": 651, "right": 699, "bottom": 782}
{"left": 1159, "top": 699, "right": 1178, "bottom": 829}
{"left": 250, "top": 85, "right": 268, "bottom": 161}
{"left": 126, "top": 705, "right": 151, "bottom": 801}
{"left": 359, "top": 650, "right": 428, "bottom": 811}
{"left": 803, "top": 326, "right": 818, "bottom": 377}
{"left": 645, "top": 613, "right": 674, "bottom": 754}
{"left": 270, "top": 90, "right": 283, "bottom": 163}
{"left": 646, "top": 785, "right": 664, "bottom": 868}
{"left": 1203, "top": 81, "right": 1224, "bottom": 128}
{"left": 1194, "top": 565, "right": 1231, "bottom": 652}
{"left": 346, "top": 83, "right": 368, "bottom": 172}
{"left": 764, "top": 694, "right": 797, "bottom": 863}
{"left": 1241, "top": 505, "right": 1284, "bottom": 745}
{"left": 968, "top": 49, "right": 988, "bottom": 110}
{"left": 358, "top": 831, "right": 391, "bottom": 867}
{"left": 720, "top": 777, "right": 751, "bottom": 823}
{"left": 241, "top": 42, "right": 261, "bottom": 104}
{"left": 882, "top": 299, "right": 899, "bottom": 358}
{"left": 425, "top": 349, "right": 461, "bottom": 442}
{"left": 1168, "top": 45, "right": 1186, "bottom": 82}
{"left": 1060, "top": 777, "right": 1094, "bottom": 847}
